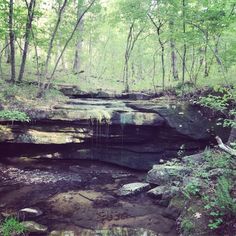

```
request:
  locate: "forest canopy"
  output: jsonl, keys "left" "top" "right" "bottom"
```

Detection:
{"left": 0, "top": 0, "right": 235, "bottom": 94}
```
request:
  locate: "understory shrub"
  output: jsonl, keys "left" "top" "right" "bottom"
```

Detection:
{"left": 0, "top": 110, "right": 30, "bottom": 122}
{"left": 0, "top": 217, "right": 26, "bottom": 236}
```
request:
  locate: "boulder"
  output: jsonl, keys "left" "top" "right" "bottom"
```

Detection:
{"left": 118, "top": 183, "right": 151, "bottom": 196}
{"left": 182, "top": 153, "right": 204, "bottom": 165}
{"left": 127, "top": 100, "right": 229, "bottom": 140}
{"left": 21, "top": 221, "right": 48, "bottom": 233}
{"left": 147, "top": 186, "right": 180, "bottom": 200}
{"left": 147, "top": 164, "right": 191, "bottom": 185}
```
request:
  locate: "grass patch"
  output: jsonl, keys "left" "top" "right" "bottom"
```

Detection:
{"left": 0, "top": 217, "right": 26, "bottom": 236}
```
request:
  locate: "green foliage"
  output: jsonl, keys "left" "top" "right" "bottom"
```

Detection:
{"left": 180, "top": 218, "right": 195, "bottom": 234}
{"left": 0, "top": 110, "right": 30, "bottom": 122}
{"left": 0, "top": 217, "right": 26, "bottom": 236}
{"left": 203, "top": 150, "right": 231, "bottom": 169}
{"left": 203, "top": 176, "right": 236, "bottom": 230}
{"left": 198, "top": 94, "right": 228, "bottom": 111}
{"left": 215, "top": 176, "right": 236, "bottom": 215}
{"left": 183, "top": 179, "right": 201, "bottom": 199}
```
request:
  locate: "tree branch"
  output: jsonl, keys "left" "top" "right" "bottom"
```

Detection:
{"left": 216, "top": 136, "right": 236, "bottom": 156}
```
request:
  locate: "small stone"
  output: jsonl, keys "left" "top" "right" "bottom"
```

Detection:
{"left": 118, "top": 183, "right": 151, "bottom": 196}
{"left": 22, "top": 221, "right": 48, "bottom": 233}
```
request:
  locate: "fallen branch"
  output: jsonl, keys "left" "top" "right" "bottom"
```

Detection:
{"left": 216, "top": 136, "right": 236, "bottom": 156}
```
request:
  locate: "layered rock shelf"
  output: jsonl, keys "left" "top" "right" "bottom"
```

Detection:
{"left": 0, "top": 96, "right": 229, "bottom": 170}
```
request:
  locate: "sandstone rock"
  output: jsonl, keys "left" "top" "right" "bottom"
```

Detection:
{"left": 22, "top": 221, "right": 48, "bottom": 233}
{"left": 147, "top": 165, "right": 191, "bottom": 185}
{"left": 118, "top": 183, "right": 151, "bottom": 196}
{"left": 147, "top": 186, "right": 180, "bottom": 200}
{"left": 182, "top": 153, "right": 204, "bottom": 165}
{"left": 74, "top": 227, "right": 157, "bottom": 236}
{"left": 50, "top": 230, "right": 75, "bottom": 236}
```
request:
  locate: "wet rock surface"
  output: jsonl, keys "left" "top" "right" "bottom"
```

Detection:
{"left": 0, "top": 158, "right": 178, "bottom": 236}
{"left": 0, "top": 97, "right": 228, "bottom": 170}
{"left": 118, "top": 182, "right": 151, "bottom": 196}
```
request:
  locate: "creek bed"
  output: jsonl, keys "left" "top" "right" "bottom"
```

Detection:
{"left": 0, "top": 157, "right": 178, "bottom": 236}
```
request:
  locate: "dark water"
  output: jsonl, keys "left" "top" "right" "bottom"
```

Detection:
{"left": 0, "top": 157, "right": 178, "bottom": 236}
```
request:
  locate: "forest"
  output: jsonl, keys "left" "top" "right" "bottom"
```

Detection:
{"left": 0, "top": 0, "right": 236, "bottom": 236}
{"left": 0, "top": 0, "right": 235, "bottom": 93}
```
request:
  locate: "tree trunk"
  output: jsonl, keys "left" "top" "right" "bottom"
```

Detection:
{"left": 9, "top": 0, "right": 16, "bottom": 82}
{"left": 182, "top": 0, "right": 187, "bottom": 94}
{"left": 169, "top": 20, "right": 179, "bottom": 81}
{"left": 18, "top": 0, "right": 36, "bottom": 82}
{"left": 204, "top": 32, "right": 209, "bottom": 77}
{"left": 42, "top": 0, "right": 96, "bottom": 93}
{"left": 160, "top": 42, "right": 165, "bottom": 90}
{"left": 5, "top": 36, "right": 10, "bottom": 63}
{"left": 73, "top": 5, "right": 84, "bottom": 74}
{"left": 44, "top": 0, "right": 68, "bottom": 77}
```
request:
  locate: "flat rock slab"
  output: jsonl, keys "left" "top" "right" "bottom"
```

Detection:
{"left": 50, "top": 231, "right": 75, "bottom": 236}
{"left": 118, "top": 183, "right": 151, "bottom": 196}
{"left": 147, "top": 186, "right": 180, "bottom": 200}
{"left": 22, "top": 221, "right": 48, "bottom": 233}
{"left": 147, "top": 165, "right": 191, "bottom": 185}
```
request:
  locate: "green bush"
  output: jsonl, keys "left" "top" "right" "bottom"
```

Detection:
{"left": 203, "top": 176, "right": 236, "bottom": 230}
{"left": 0, "top": 110, "right": 30, "bottom": 122}
{"left": 180, "top": 218, "right": 195, "bottom": 234}
{"left": 0, "top": 217, "right": 26, "bottom": 236}
{"left": 183, "top": 179, "right": 201, "bottom": 199}
{"left": 203, "top": 150, "right": 231, "bottom": 169}
{"left": 215, "top": 176, "right": 236, "bottom": 215}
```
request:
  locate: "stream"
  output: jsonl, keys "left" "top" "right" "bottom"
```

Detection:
{"left": 0, "top": 96, "right": 230, "bottom": 235}
{"left": 0, "top": 157, "right": 177, "bottom": 235}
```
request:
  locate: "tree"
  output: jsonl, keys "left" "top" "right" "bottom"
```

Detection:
{"left": 9, "top": 0, "right": 16, "bottom": 82}
{"left": 18, "top": 0, "right": 36, "bottom": 82}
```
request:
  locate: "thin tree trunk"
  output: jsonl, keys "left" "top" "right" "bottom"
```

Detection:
{"left": 123, "top": 23, "right": 143, "bottom": 92}
{"left": 9, "top": 0, "right": 16, "bottom": 82}
{"left": 44, "top": 0, "right": 68, "bottom": 77}
{"left": 160, "top": 42, "right": 165, "bottom": 90}
{"left": 43, "top": 0, "right": 96, "bottom": 92}
{"left": 152, "top": 50, "right": 158, "bottom": 94}
{"left": 31, "top": 29, "right": 40, "bottom": 76}
{"left": 18, "top": 0, "right": 36, "bottom": 82}
{"left": 182, "top": 0, "right": 187, "bottom": 94}
{"left": 204, "top": 32, "right": 209, "bottom": 77}
{"left": 123, "top": 23, "right": 134, "bottom": 93}
{"left": 148, "top": 15, "right": 166, "bottom": 90}
{"left": 5, "top": 36, "right": 10, "bottom": 63}
{"left": 73, "top": 4, "right": 84, "bottom": 74}
{"left": 169, "top": 20, "right": 179, "bottom": 81}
